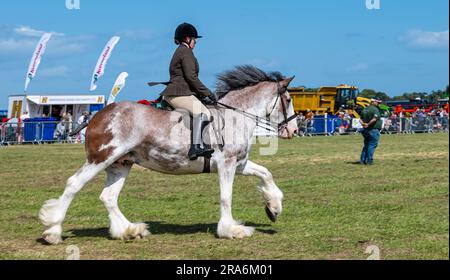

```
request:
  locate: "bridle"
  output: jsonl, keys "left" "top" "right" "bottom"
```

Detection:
{"left": 215, "top": 81, "right": 298, "bottom": 133}
{"left": 268, "top": 82, "right": 298, "bottom": 131}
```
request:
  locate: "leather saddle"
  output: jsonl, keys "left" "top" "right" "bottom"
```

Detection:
{"left": 153, "top": 95, "right": 216, "bottom": 112}
{"left": 147, "top": 82, "right": 223, "bottom": 150}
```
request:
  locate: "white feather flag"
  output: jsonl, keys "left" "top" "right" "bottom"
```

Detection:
{"left": 24, "top": 33, "right": 52, "bottom": 92}
{"left": 90, "top": 36, "right": 120, "bottom": 92}
{"left": 107, "top": 72, "right": 129, "bottom": 105}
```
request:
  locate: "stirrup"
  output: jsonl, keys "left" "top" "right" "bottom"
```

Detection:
{"left": 188, "top": 144, "right": 214, "bottom": 161}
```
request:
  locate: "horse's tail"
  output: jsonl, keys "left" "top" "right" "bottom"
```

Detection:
{"left": 69, "top": 122, "right": 88, "bottom": 137}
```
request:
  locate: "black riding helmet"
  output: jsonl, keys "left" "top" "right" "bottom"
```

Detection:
{"left": 174, "top": 22, "right": 202, "bottom": 44}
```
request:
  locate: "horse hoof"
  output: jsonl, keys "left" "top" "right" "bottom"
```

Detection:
{"left": 265, "top": 205, "right": 277, "bottom": 223}
{"left": 121, "top": 223, "right": 150, "bottom": 240}
{"left": 43, "top": 233, "right": 63, "bottom": 245}
{"left": 232, "top": 225, "right": 255, "bottom": 239}
{"left": 217, "top": 221, "right": 255, "bottom": 239}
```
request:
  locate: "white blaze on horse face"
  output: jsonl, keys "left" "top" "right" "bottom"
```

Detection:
{"left": 284, "top": 91, "right": 299, "bottom": 138}
{"left": 266, "top": 91, "right": 297, "bottom": 139}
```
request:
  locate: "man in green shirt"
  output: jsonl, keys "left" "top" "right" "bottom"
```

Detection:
{"left": 359, "top": 99, "right": 383, "bottom": 165}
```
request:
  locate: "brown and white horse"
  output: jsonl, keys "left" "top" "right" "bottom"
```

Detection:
{"left": 39, "top": 66, "right": 298, "bottom": 244}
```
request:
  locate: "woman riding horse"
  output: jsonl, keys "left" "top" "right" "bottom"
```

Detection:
{"left": 160, "top": 23, "right": 216, "bottom": 160}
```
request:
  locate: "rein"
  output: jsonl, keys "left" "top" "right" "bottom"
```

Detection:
{"left": 215, "top": 82, "right": 297, "bottom": 133}
{"left": 215, "top": 101, "right": 278, "bottom": 132}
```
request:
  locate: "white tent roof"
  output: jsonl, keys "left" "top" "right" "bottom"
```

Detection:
{"left": 26, "top": 95, "right": 105, "bottom": 105}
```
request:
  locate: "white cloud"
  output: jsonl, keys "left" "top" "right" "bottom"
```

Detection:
{"left": 0, "top": 37, "right": 87, "bottom": 56}
{"left": 0, "top": 38, "right": 36, "bottom": 53}
{"left": 0, "top": 27, "right": 90, "bottom": 57}
{"left": 40, "top": 66, "right": 69, "bottom": 77}
{"left": 14, "top": 26, "right": 64, "bottom": 37}
{"left": 400, "top": 29, "right": 449, "bottom": 49}
{"left": 347, "top": 63, "right": 369, "bottom": 72}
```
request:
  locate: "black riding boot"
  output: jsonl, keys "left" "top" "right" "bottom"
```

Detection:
{"left": 188, "top": 113, "right": 215, "bottom": 161}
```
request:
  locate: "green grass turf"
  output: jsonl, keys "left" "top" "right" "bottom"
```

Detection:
{"left": 0, "top": 133, "right": 448, "bottom": 259}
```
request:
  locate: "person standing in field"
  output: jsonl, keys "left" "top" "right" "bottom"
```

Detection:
{"left": 359, "top": 99, "right": 383, "bottom": 165}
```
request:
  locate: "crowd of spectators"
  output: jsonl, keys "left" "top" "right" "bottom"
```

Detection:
{"left": 296, "top": 109, "right": 317, "bottom": 136}
{"left": 382, "top": 108, "right": 449, "bottom": 134}
{"left": 2, "top": 105, "right": 449, "bottom": 144}
{"left": 294, "top": 107, "right": 449, "bottom": 137}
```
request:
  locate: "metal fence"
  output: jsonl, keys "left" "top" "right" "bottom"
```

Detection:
{"left": 1, "top": 116, "right": 448, "bottom": 146}
{"left": 296, "top": 116, "right": 360, "bottom": 136}
{"left": 296, "top": 115, "right": 449, "bottom": 137}
{"left": 380, "top": 116, "right": 449, "bottom": 134}
{"left": 1, "top": 121, "right": 84, "bottom": 146}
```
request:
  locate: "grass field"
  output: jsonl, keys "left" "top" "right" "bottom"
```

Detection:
{"left": 0, "top": 133, "right": 448, "bottom": 260}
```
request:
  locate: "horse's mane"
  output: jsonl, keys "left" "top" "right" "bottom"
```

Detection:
{"left": 215, "top": 65, "right": 285, "bottom": 99}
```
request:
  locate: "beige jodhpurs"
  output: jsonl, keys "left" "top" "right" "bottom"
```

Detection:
{"left": 164, "top": 95, "right": 211, "bottom": 119}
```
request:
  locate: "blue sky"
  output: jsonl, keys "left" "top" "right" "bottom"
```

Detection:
{"left": 0, "top": 0, "right": 448, "bottom": 108}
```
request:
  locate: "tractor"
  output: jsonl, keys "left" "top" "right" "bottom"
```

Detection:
{"left": 288, "top": 84, "right": 390, "bottom": 118}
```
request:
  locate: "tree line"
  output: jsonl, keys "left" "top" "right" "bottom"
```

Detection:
{"left": 358, "top": 85, "right": 449, "bottom": 103}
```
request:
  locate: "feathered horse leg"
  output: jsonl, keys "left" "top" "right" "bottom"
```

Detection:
{"left": 100, "top": 162, "right": 149, "bottom": 240}
{"left": 239, "top": 160, "right": 284, "bottom": 223}
{"left": 39, "top": 162, "right": 105, "bottom": 245}
{"left": 216, "top": 156, "right": 255, "bottom": 239}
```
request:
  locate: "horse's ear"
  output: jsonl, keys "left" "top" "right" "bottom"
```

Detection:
{"left": 280, "top": 76, "right": 295, "bottom": 88}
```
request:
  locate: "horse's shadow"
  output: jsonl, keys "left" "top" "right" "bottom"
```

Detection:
{"left": 142, "top": 221, "right": 276, "bottom": 236}
{"left": 37, "top": 221, "right": 277, "bottom": 242}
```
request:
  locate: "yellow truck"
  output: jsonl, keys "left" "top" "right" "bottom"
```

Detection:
{"left": 288, "top": 84, "right": 360, "bottom": 116}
